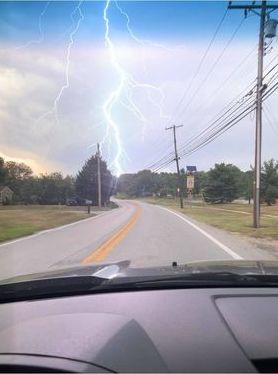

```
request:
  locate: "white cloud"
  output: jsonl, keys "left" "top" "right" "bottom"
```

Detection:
{"left": 1, "top": 39, "right": 277, "bottom": 175}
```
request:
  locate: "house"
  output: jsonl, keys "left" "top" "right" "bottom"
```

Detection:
{"left": 0, "top": 186, "right": 14, "bottom": 205}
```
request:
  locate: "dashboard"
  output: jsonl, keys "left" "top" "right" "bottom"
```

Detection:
{"left": 0, "top": 287, "right": 278, "bottom": 372}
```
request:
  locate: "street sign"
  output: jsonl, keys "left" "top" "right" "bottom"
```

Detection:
{"left": 186, "top": 166, "right": 197, "bottom": 173}
{"left": 187, "top": 175, "right": 194, "bottom": 190}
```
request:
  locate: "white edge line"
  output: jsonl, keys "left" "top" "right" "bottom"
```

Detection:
{"left": 0, "top": 210, "right": 111, "bottom": 248}
{"left": 158, "top": 206, "right": 243, "bottom": 260}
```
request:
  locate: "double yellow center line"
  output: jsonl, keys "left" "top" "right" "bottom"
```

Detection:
{"left": 81, "top": 203, "right": 142, "bottom": 264}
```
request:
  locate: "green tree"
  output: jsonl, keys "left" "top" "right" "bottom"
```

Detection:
{"left": 203, "top": 163, "right": 241, "bottom": 203}
{"left": 76, "top": 155, "right": 113, "bottom": 205}
{"left": 194, "top": 171, "right": 208, "bottom": 196}
{"left": 132, "top": 170, "right": 157, "bottom": 197}
{"left": 0, "top": 157, "right": 8, "bottom": 184}
{"left": 38, "top": 173, "right": 66, "bottom": 204}
{"left": 261, "top": 159, "right": 278, "bottom": 205}
{"left": 117, "top": 173, "right": 137, "bottom": 197}
{"left": 5, "top": 161, "right": 33, "bottom": 201}
{"left": 239, "top": 170, "right": 253, "bottom": 203}
{"left": 20, "top": 176, "right": 41, "bottom": 204}
{"left": 157, "top": 172, "right": 178, "bottom": 197}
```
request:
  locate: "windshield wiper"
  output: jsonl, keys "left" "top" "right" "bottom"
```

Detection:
{"left": 1, "top": 271, "right": 278, "bottom": 304}
{"left": 0, "top": 275, "right": 110, "bottom": 303}
{"left": 126, "top": 271, "right": 278, "bottom": 288}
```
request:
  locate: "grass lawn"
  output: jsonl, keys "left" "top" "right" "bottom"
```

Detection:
{"left": 0, "top": 205, "right": 97, "bottom": 243}
{"left": 142, "top": 197, "right": 278, "bottom": 241}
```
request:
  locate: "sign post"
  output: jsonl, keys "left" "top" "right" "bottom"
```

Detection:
{"left": 187, "top": 175, "right": 194, "bottom": 190}
{"left": 186, "top": 166, "right": 197, "bottom": 205}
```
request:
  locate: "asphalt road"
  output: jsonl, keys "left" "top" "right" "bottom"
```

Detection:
{"left": 0, "top": 200, "right": 276, "bottom": 280}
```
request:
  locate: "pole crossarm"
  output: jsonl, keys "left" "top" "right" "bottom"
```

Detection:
{"left": 228, "top": 4, "right": 278, "bottom": 10}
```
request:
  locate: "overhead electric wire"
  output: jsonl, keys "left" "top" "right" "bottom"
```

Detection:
{"left": 178, "top": 77, "right": 278, "bottom": 159}
{"left": 170, "top": 7, "right": 229, "bottom": 124}
{"left": 179, "top": 94, "right": 255, "bottom": 154}
{"left": 150, "top": 84, "right": 257, "bottom": 171}
{"left": 152, "top": 99, "right": 254, "bottom": 171}
{"left": 263, "top": 105, "right": 278, "bottom": 137}
{"left": 146, "top": 140, "right": 175, "bottom": 170}
{"left": 148, "top": 49, "right": 278, "bottom": 172}
{"left": 152, "top": 22, "right": 278, "bottom": 172}
{"left": 179, "top": 77, "right": 278, "bottom": 159}
{"left": 196, "top": 44, "right": 257, "bottom": 115}
{"left": 154, "top": 98, "right": 257, "bottom": 171}
{"left": 150, "top": 64, "right": 278, "bottom": 172}
{"left": 175, "top": 15, "right": 246, "bottom": 121}
{"left": 262, "top": 80, "right": 278, "bottom": 101}
{"left": 153, "top": 100, "right": 256, "bottom": 172}
{"left": 180, "top": 105, "right": 255, "bottom": 158}
{"left": 148, "top": 22, "right": 278, "bottom": 172}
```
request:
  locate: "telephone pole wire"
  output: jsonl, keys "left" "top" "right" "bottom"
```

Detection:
{"left": 97, "top": 143, "right": 102, "bottom": 209}
{"left": 166, "top": 125, "right": 184, "bottom": 209}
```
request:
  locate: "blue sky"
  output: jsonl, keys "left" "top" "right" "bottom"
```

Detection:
{"left": 0, "top": 1, "right": 277, "bottom": 176}
{"left": 0, "top": 1, "right": 259, "bottom": 44}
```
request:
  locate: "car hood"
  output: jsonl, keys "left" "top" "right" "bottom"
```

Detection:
{"left": 2, "top": 259, "right": 278, "bottom": 285}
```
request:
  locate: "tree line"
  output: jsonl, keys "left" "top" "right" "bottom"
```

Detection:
{"left": 1, "top": 155, "right": 277, "bottom": 206}
{"left": 0, "top": 154, "right": 115, "bottom": 205}
{"left": 117, "top": 160, "right": 278, "bottom": 205}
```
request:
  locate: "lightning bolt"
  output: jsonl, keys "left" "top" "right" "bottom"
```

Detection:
{"left": 37, "top": 1, "right": 84, "bottom": 126}
{"left": 102, "top": 0, "right": 172, "bottom": 176}
{"left": 115, "top": 1, "right": 184, "bottom": 53}
{"left": 115, "top": 1, "right": 171, "bottom": 125}
{"left": 102, "top": 0, "right": 126, "bottom": 176}
{"left": 13, "top": 1, "right": 50, "bottom": 51}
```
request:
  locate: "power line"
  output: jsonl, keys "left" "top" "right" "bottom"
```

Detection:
{"left": 175, "top": 15, "right": 246, "bottom": 121}
{"left": 181, "top": 105, "right": 255, "bottom": 158}
{"left": 179, "top": 77, "right": 278, "bottom": 159}
{"left": 148, "top": 50, "right": 278, "bottom": 173}
{"left": 170, "top": 8, "right": 229, "bottom": 124}
{"left": 147, "top": 48, "right": 278, "bottom": 172}
{"left": 178, "top": 89, "right": 256, "bottom": 153}
{"left": 150, "top": 31, "right": 278, "bottom": 173}
{"left": 150, "top": 85, "right": 257, "bottom": 171}
{"left": 150, "top": 67, "right": 278, "bottom": 172}
{"left": 196, "top": 44, "right": 257, "bottom": 115}
{"left": 263, "top": 105, "right": 278, "bottom": 137}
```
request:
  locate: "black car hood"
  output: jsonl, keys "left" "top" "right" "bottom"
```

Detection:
{"left": 2, "top": 259, "right": 278, "bottom": 285}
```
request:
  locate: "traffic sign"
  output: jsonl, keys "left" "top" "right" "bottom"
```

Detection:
{"left": 187, "top": 175, "right": 194, "bottom": 190}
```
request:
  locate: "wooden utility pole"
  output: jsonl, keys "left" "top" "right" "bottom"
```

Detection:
{"left": 228, "top": 1, "right": 278, "bottom": 227}
{"left": 166, "top": 125, "right": 184, "bottom": 209}
{"left": 97, "top": 143, "right": 102, "bottom": 208}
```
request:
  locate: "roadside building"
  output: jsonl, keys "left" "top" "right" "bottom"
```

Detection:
{"left": 0, "top": 186, "right": 14, "bottom": 205}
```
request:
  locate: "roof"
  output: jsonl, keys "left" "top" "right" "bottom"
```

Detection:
{"left": 0, "top": 186, "right": 13, "bottom": 193}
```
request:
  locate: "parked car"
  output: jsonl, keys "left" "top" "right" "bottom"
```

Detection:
{"left": 66, "top": 197, "right": 78, "bottom": 206}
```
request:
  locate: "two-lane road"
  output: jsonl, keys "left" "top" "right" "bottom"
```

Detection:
{"left": 0, "top": 200, "right": 275, "bottom": 280}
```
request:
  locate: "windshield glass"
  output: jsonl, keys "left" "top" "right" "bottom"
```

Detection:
{"left": 0, "top": 0, "right": 278, "bottom": 284}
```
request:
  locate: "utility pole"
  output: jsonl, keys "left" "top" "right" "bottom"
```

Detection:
{"left": 166, "top": 125, "right": 184, "bottom": 209}
{"left": 254, "top": 1, "right": 266, "bottom": 228}
{"left": 96, "top": 143, "right": 102, "bottom": 209}
{"left": 228, "top": 1, "right": 278, "bottom": 228}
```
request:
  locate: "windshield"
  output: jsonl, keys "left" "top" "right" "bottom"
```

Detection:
{"left": 0, "top": 0, "right": 278, "bottom": 285}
